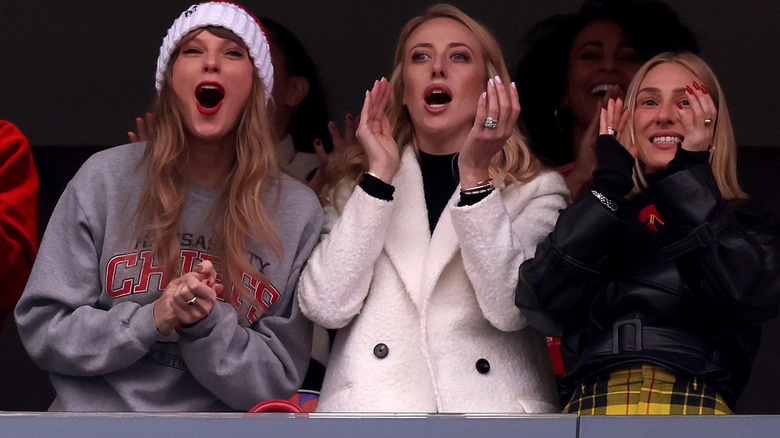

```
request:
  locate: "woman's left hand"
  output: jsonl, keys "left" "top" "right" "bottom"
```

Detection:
{"left": 679, "top": 81, "right": 717, "bottom": 152}
{"left": 169, "top": 261, "right": 223, "bottom": 326}
{"left": 458, "top": 76, "right": 521, "bottom": 188}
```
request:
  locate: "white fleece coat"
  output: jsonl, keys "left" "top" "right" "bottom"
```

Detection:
{"left": 299, "top": 147, "right": 569, "bottom": 413}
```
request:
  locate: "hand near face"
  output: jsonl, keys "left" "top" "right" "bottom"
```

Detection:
{"left": 678, "top": 81, "right": 716, "bottom": 152}
{"left": 567, "top": 86, "right": 626, "bottom": 197}
{"left": 356, "top": 77, "right": 399, "bottom": 183}
{"left": 153, "top": 261, "right": 223, "bottom": 335}
{"left": 457, "top": 76, "right": 521, "bottom": 188}
{"left": 599, "top": 97, "right": 631, "bottom": 154}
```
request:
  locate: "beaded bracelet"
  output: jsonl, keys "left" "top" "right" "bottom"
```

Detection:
{"left": 590, "top": 190, "right": 618, "bottom": 212}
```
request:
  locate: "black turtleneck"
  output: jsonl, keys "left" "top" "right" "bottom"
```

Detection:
{"left": 419, "top": 150, "right": 460, "bottom": 233}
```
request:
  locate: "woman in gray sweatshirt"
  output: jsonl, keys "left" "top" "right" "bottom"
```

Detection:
{"left": 15, "top": 1, "right": 323, "bottom": 411}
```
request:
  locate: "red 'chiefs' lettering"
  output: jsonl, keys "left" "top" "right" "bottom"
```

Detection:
{"left": 134, "top": 250, "right": 170, "bottom": 293}
{"left": 105, "top": 250, "right": 276, "bottom": 324}
{"left": 106, "top": 253, "right": 139, "bottom": 297}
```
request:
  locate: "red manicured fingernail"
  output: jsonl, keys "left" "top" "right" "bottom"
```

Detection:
{"left": 702, "top": 86, "right": 709, "bottom": 94}
{"left": 692, "top": 81, "right": 700, "bottom": 90}
{"left": 677, "top": 102, "right": 683, "bottom": 109}
{"left": 686, "top": 86, "right": 693, "bottom": 94}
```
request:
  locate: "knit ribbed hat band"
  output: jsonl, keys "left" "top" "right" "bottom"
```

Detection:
{"left": 155, "top": 1, "right": 273, "bottom": 102}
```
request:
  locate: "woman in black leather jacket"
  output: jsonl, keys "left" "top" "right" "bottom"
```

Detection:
{"left": 516, "top": 52, "right": 780, "bottom": 414}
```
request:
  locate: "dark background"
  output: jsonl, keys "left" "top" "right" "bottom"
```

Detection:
{"left": 1, "top": 0, "right": 779, "bottom": 414}
{"left": 1, "top": 1, "right": 779, "bottom": 148}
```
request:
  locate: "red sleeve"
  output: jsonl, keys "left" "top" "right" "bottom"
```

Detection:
{"left": 0, "top": 121, "right": 39, "bottom": 330}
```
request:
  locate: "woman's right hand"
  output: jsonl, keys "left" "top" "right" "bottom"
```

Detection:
{"left": 598, "top": 97, "right": 631, "bottom": 153}
{"left": 309, "top": 113, "right": 360, "bottom": 193}
{"left": 128, "top": 113, "right": 153, "bottom": 143}
{"left": 356, "top": 77, "right": 399, "bottom": 183}
{"left": 566, "top": 87, "right": 626, "bottom": 198}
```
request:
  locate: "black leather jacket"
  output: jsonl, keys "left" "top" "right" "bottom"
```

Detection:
{"left": 516, "top": 163, "right": 780, "bottom": 409}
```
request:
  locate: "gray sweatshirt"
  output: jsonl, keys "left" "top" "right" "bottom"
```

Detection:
{"left": 15, "top": 143, "right": 323, "bottom": 411}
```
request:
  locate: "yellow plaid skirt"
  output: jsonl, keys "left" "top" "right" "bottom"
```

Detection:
{"left": 563, "top": 363, "right": 732, "bottom": 415}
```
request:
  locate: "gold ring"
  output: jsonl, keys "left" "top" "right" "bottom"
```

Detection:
{"left": 704, "top": 118, "right": 713, "bottom": 126}
{"left": 186, "top": 297, "right": 197, "bottom": 306}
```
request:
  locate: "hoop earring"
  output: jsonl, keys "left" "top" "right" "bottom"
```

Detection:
{"left": 553, "top": 107, "right": 569, "bottom": 136}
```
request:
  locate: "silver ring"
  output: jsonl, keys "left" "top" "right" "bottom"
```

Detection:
{"left": 607, "top": 127, "right": 616, "bottom": 137}
{"left": 483, "top": 116, "right": 499, "bottom": 129}
{"left": 704, "top": 118, "right": 713, "bottom": 126}
{"left": 186, "top": 297, "right": 197, "bottom": 306}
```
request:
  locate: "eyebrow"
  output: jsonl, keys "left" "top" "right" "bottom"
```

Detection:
{"left": 577, "top": 41, "right": 604, "bottom": 49}
{"left": 409, "top": 42, "right": 472, "bottom": 51}
{"left": 577, "top": 39, "right": 635, "bottom": 50}
{"left": 638, "top": 87, "right": 687, "bottom": 93}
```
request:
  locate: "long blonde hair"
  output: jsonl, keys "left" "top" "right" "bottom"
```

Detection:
{"left": 134, "top": 26, "right": 282, "bottom": 306}
{"left": 323, "top": 4, "right": 542, "bottom": 204}
{"left": 623, "top": 52, "right": 746, "bottom": 199}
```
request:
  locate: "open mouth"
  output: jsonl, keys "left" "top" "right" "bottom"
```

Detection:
{"left": 652, "top": 135, "right": 682, "bottom": 145}
{"left": 424, "top": 88, "right": 452, "bottom": 108}
{"left": 589, "top": 84, "right": 618, "bottom": 97}
{"left": 196, "top": 83, "right": 225, "bottom": 114}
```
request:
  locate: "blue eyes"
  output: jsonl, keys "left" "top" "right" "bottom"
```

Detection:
{"left": 639, "top": 99, "right": 690, "bottom": 107}
{"left": 410, "top": 52, "right": 470, "bottom": 62}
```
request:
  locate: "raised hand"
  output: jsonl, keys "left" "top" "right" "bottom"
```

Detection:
{"left": 458, "top": 76, "right": 521, "bottom": 189}
{"left": 678, "top": 81, "right": 717, "bottom": 152}
{"left": 128, "top": 112, "right": 153, "bottom": 143}
{"left": 599, "top": 97, "right": 632, "bottom": 155}
{"left": 356, "top": 77, "right": 399, "bottom": 183}
{"left": 309, "top": 113, "right": 360, "bottom": 193}
{"left": 566, "top": 86, "right": 627, "bottom": 198}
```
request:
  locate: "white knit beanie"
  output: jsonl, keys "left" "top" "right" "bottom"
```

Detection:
{"left": 155, "top": 1, "right": 273, "bottom": 102}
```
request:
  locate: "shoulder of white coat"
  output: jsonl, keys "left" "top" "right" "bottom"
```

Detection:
{"left": 321, "top": 180, "right": 357, "bottom": 216}
{"left": 501, "top": 170, "right": 569, "bottom": 204}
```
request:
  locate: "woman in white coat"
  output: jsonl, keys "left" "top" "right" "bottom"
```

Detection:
{"left": 298, "top": 4, "right": 568, "bottom": 413}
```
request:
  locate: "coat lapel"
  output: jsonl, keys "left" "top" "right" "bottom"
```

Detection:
{"left": 419, "top": 188, "right": 461, "bottom": 304}
{"left": 383, "top": 147, "right": 464, "bottom": 310}
{"left": 384, "top": 147, "right": 430, "bottom": 308}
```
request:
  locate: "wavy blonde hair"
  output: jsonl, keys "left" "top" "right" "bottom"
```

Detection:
{"left": 622, "top": 52, "right": 746, "bottom": 199}
{"left": 134, "top": 26, "right": 281, "bottom": 307}
{"left": 323, "top": 4, "right": 542, "bottom": 205}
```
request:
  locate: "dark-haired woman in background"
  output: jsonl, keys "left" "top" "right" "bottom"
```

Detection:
{"left": 514, "top": 0, "right": 698, "bottom": 199}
